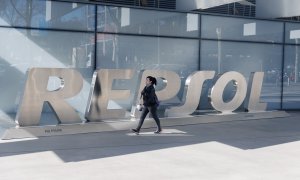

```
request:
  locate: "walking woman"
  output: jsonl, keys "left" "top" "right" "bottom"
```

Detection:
{"left": 132, "top": 76, "right": 162, "bottom": 134}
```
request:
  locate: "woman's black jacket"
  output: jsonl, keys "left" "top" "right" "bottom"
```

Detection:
{"left": 141, "top": 85, "right": 158, "bottom": 107}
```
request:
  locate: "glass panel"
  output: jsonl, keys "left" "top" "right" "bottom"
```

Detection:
{"left": 201, "top": 15, "right": 284, "bottom": 43}
{"left": 0, "top": 0, "right": 95, "bottom": 31}
{"left": 97, "top": 6, "right": 199, "bottom": 37}
{"left": 0, "top": 27, "right": 95, "bottom": 114}
{"left": 285, "top": 23, "right": 300, "bottom": 45}
{"left": 283, "top": 45, "right": 300, "bottom": 109}
{"left": 200, "top": 40, "right": 282, "bottom": 110}
{"left": 97, "top": 34, "right": 199, "bottom": 110}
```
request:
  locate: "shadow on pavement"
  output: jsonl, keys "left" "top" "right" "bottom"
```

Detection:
{"left": 0, "top": 112, "right": 299, "bottom": 162}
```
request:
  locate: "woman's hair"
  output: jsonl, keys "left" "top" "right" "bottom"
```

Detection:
{"left": 147, "top": 76, "right": 157, "bottom": 85}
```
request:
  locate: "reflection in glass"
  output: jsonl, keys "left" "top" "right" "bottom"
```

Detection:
{"left": 0, "top": 28, "right": 94, "bottom": 113}
{"left": 201, "top": 15, "right": 284, "bottom": 43}
{"left": 201, "top": 40, "right": 282, "bottom": 110}
{"left": 96, "top": 33, "right": 199, "bottom": 109}
{"left": 285, "top": 23, "right": 300, "bottom": 45}
{"left": 283, "top": 45, "right": 300, "bottom": 109}
{"left": 97, "top": 6, "right": 199, "bottom": 37}
{"left": 0, "top": 0, "right": 95, "bottom": 31}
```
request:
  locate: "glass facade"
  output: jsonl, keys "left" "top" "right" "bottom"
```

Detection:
{"left": 96, "top": 34, "right": 199, "bottom": 109}
{"left": 283, "top": 22, "right": 300, "bottom": 109}
{"left": 0, "top": 1, "right": 95, "bottom": 31}
{"left": 0, "top": 0, "right": 299, "bottom": 119}
{"left": 97, "top": 6, "right": 199, "bottom": 37}
{"left": 201, "top": 15, "right": 284, "bottom": 43}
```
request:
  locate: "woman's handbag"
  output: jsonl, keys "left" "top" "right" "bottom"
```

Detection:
{"left": 136, "top": 104, "right": 143, "bottom": 111}
{"left": 136, "top": 94, "right": 143, "bottom": 111}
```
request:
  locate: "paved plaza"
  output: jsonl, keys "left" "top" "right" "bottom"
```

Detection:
{"left": 0, "top": 111, "right": 300, "bottom": 180}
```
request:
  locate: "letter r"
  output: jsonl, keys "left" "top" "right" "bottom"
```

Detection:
{"left": 15, "top": 68, "right": 83, "bottom": 126}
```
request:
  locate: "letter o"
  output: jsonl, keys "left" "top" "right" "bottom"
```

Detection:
{"left": 210, "top": 71, "right": 247, "bottom": 113}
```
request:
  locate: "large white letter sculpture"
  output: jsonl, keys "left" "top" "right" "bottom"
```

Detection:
{"left": 244, "top": 72, "right": 267, "bottom": 112}
{"left": 15, "top": 68, "right": 267, "bottom": 127}
{"left": 16, "top": 68, "right": 83, "bottom": 126}
{"left": 210, "top": 71, "right": 247, "bottom": 113}
{"left": 85, "top": 69, "right": 134, "bottom": 121}
{"left": 166, "top": 71, "right": 215, "bottom": 117}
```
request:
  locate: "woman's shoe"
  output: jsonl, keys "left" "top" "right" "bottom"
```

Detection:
{"left": 131, "top": 128, "right": 139, "bottom": 135}
{"left": 154, "top": 129, "right": 162, "bottom": 134}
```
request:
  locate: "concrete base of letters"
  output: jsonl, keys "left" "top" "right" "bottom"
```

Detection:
{"left": 1, "top": 110, "right": 289, "bottom": 139}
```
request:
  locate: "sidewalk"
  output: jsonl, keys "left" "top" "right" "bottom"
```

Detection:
{"left": 0, "top": 111, "right": 300, "bottom": 180}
